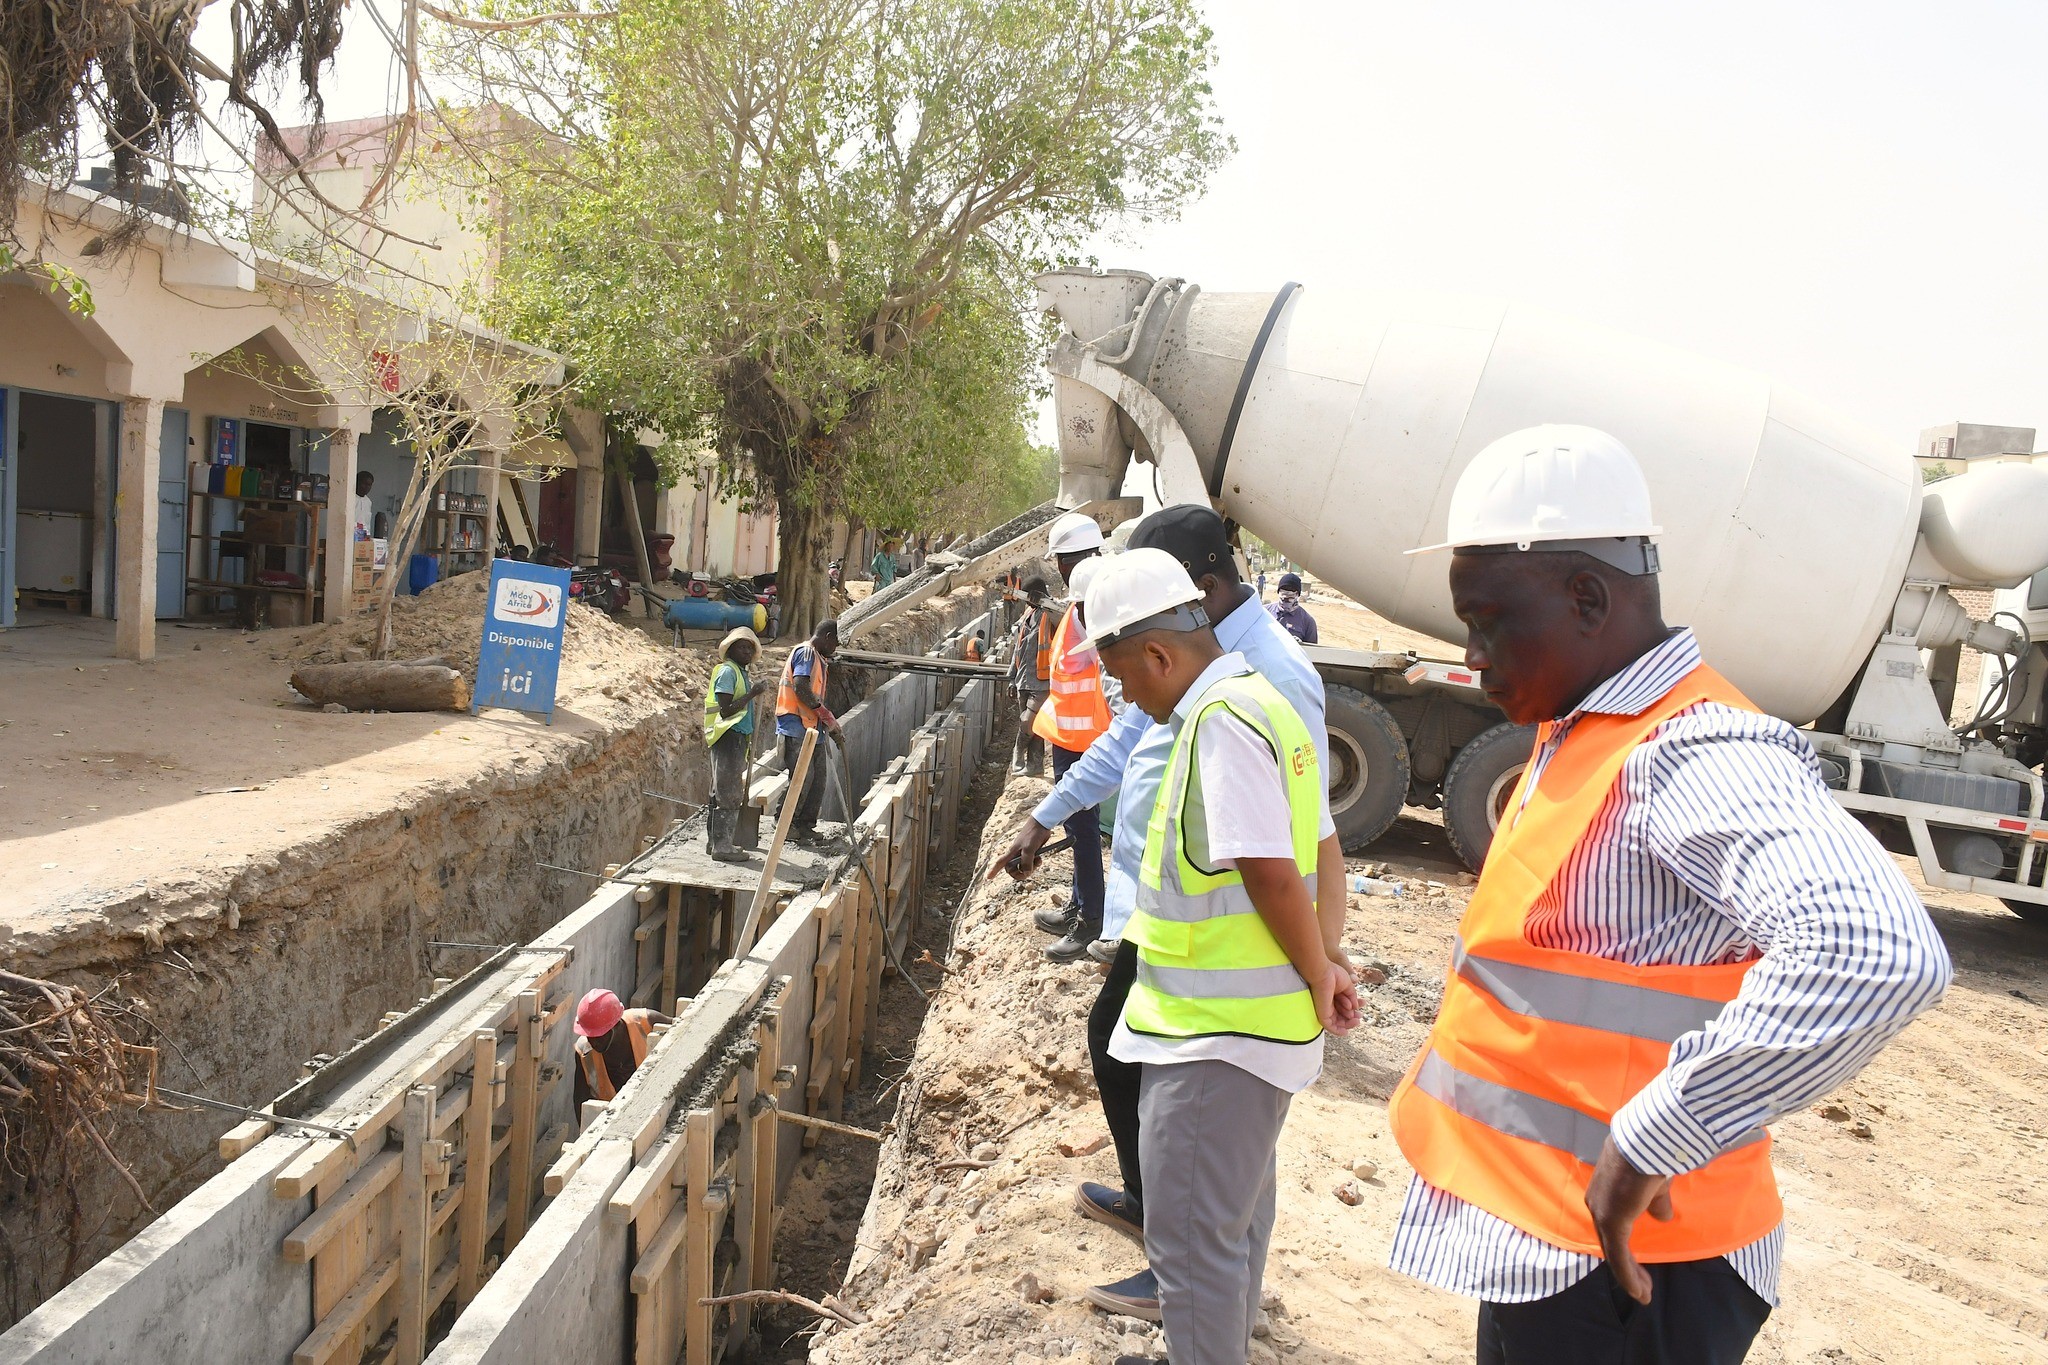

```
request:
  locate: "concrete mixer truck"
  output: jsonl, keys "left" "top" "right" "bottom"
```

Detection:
{"left": 1036, "top": 267, "right": 2048, "bottom": 923}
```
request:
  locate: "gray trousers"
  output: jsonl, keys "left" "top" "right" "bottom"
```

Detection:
{"left": 1139, "top": 1059, "right": 1291, "bottom": 1365}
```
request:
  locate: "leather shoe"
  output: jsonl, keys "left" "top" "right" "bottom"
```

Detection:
{"left": 1085, "top": 1266, "right": 1160, "bottom": 1322}
{"left": 1045, "top": 928, "right": 1098, "bottom": 962}
{"left": 1074, "top": 1181, "right": 1144, "bottom": 1245}
{"left": 1033, "top": 901, "right": 1079, "bottom": 935}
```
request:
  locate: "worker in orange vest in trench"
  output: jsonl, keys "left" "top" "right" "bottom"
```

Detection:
{"left": 1029, "top": 511, "right": 1113, "bottom": 961}
{"left": 571, "top": 988, "right": 671, "bottom": 1116}
{"left": 1388, "top": 425, "right": 1951, "bottom": 1365}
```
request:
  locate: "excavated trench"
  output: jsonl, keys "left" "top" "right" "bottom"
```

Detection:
{"left": 748, "top": 704, "right": 1023, "bottom": 1363}
{"left": 0, "top": 587, "right": 998, "bottom": 1331}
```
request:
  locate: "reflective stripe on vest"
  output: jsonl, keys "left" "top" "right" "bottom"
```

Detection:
{"left": 1031, "top": 605, "right": 1112, "bottom": 751}
{"left": 704, "top": 660, "right": 749, "bottom": 745}
{"left": 775, "top": 646, "right": 828, "bottom": 726}
{"left": 575, "top": 1010, "right": 654, "bottom": 1103}
{"left": 1121, "top": 669, "right": 1324, "bottom": 1046}
{"left": 1387, "top": 663, "right": 1783, "bottom": 1261}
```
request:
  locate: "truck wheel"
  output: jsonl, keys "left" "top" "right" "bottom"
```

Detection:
{"left": 1324, "top": 686, "right": 1410, "bottom": 852}
{"left": 1442, "top": 721, "right": 1539, "bottom": 872}
{"left": 2000, "top": 898, "right": 2048, "bottom": 926}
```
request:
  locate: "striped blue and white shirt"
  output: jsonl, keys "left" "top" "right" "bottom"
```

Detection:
{"left": 1389, "top": 628, "right": 1952, "bottom": 1306}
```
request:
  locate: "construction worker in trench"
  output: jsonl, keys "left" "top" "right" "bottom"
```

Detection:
{"left": 704, "top": 626, "right": 769, "bottom": 863}
{"left": 1073, "top": 546, "right": 1359, "bottom": 1365}
{"left": 1008, "top": 574, "right": 1058, "bottom": 776}
{"left": 775, "top": 617, "right": 845, "bottom": 844}
{"left": 1389, "top": 426, "right": 1951, "bottom": 1364}
{"left": 1029, "top": 511, "right": 1114, "bottom": 962}
{"left": 571, "top": 988, "right": 671, "bottom": 1115}
{"left": 990, "top": 503, "right": 1345, "bottom": 1327}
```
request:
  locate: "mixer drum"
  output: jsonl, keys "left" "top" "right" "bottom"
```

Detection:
{"left": 1170, "top": 286, "right": 1920, "bottom": 724}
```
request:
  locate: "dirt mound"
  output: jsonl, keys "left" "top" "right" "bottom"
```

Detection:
{"left": 293, "top": 570, "right": 709, "bottom": 704}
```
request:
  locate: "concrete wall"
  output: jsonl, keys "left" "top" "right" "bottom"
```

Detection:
{"left": 427, "top": 1129, "right": 633, "bottom": 1365}
{"left": 0, "top": 1133, "right": 315, "bottom": 1365}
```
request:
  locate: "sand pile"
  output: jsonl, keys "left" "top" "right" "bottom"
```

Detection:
{"left": 293, "top": 570, "right": 711, "bottom": 705}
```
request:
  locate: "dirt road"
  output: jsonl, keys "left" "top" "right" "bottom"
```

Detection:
{"left": 820, "top": 590, "right": 2048, "bottom": 1365}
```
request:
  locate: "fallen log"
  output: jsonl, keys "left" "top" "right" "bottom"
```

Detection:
{"left": 290, "top": 661, "right": 470, "bottom": 712}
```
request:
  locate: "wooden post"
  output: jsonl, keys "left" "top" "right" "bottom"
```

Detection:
{"left": 457, "top": 1030, "right": 494, "bottom": 1302}
{"left": 746, "top": 1008, "right": 781, "bottom": 1301}
{"left": 682, "top": 1107, "right": 716, "bottom": 1365}
{"left": 504, "top": 989, "right": 542, "bottom": 1249}
{"left": 737, "top": 727, "right": 816, "bottom": 954}
{"left": 396, "top": 1085, "right": 436, "bottom": 1365}
{"left": 661, "top": 882, "right": 681, "bottom": 1010}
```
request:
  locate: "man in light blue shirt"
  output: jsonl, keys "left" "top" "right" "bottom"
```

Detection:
{"left": 988, "top": 504, "right": 1346, "bottom": 1323}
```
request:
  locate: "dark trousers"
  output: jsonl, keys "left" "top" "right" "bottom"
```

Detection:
{"left": 1049, "top": 744, "right": 1105, "bottom": 934}
{"left": 779, "top": 730, "right": 825, "bottom": 831}
{"left": 1477, "top": 1259, "right": 1770, "bottom": 1365}
{"left": 710, "top": 728, "right": 750, "bottom": 811}
{"left": 1088, "top": 939, "right": 1145, "bottom": 1218}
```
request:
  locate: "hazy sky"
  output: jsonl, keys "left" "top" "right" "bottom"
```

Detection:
{"left": 218, "top": 0, "right": 2048, "bottom": 454}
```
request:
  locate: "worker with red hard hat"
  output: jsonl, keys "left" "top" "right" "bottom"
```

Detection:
{"left": 571, "top": 988, "right": 671, "bottom": 1115}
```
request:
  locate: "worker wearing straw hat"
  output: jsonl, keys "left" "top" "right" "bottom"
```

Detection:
{"left": 704, "top": 627, "right": 768, "bottom": 863}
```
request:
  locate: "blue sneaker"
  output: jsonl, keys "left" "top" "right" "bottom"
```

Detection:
{"left": 1074, "top": 1181, "right": 1144, "bottom": 1245}
{"left": 1084, "top": 1266, "right": 1160, "bottom": 1322}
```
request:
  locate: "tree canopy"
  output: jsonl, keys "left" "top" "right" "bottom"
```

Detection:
{"left": 447, "top": 0, "right": 1229, "bottom": 632}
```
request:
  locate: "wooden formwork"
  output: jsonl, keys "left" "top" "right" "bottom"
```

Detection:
{"left": 629, "top": 883, "right": 741, "bottom": 1016}
{"left": 608, "top": 991, "right": 786, "bottom": 1365}
{"left": 230, "top": 954, "right": 575, "bottom": 1365}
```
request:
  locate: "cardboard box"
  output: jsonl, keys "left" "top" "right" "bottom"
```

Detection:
{"left": 371, "top": 537, "right": 389, "bottom": 569}
{"left": 353, "top": 538, "right": 372, "bottom": 563}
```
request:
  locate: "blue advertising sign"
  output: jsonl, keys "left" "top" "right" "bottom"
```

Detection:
{"left": 473, "top": 559, "right": 572, "bottom": 723}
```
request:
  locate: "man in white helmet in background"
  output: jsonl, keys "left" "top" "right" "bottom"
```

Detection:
{"left": 1027, "top": 512, "right": 1114, "bottom": 960}
{"left": 990, "top": 502, "right": 1348, "bottom": 1328}
{"left": 1386, "top": 425, "right": 1951, "bottom": 1364}
{"left": 1079, "top": 546, "right": 1358, "bottom": 1365}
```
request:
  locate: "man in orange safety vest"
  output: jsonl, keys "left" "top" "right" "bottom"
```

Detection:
{"left": 1389, "top": 426, "right": 1950, "bottom": 1364}
{"left": 1029, "top": 511, "right": 1113, "bottom": 961}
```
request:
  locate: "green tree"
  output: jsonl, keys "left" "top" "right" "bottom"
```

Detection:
{"left": 444, "top": 0, "right": 1227, "bottom": 634}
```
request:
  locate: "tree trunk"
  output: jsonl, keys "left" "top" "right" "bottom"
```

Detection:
{"left": 612, "top": 464, "right": 658, "bottom": 615}
{"left": 291, "top": 662, "right": 469, "bottom": 711}
{"left": 775, "top": 496, "right": 832, "bottom": 640}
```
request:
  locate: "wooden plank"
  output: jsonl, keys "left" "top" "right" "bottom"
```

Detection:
{"left": 629, "top": 974, "right": 663, "bottom": 1009}
{"left": 682, "top": 1108, "right": 716, "bottom": 1365}
{"left": 503, "top": 989, "right": 542, "bottom": 1249}
{"left": 274, "top": 1138, "right": 353, "bottom": 1200}
{"left": 743, "top": 1008, "right": 781, "bottom": 1331}
{"left": 628, "top": 1195, "right": 689, "bottom": 1294}
{"left": 308, "top": 1122, "right": 384, "bottom": 1365}
{"left": 219, "top": 1118, "right": 273, "bottom": 1160}
{"left": 394, "top": 1085, "right": 436, "bottom": 1365}
{"left": 661, "top": 883, "right": 682, "bottom": 1021}
{"left": 457, "top": 1029, "right": 494, "bottom": 1303}
{"left": 285, "top": 1149, "right": 401, "bottom": 1263}
{"left": 736, "top": 728, "right": 816, "bottom": 956}
{"left": 430, "top": 1082, "right": 470, "bottom": 1137}
{"left": 608, "top": 1127, "right": 687, "bottom": 1227}
{"left": 292, "top": 1249, "right": 400, "bottom": 1365}
{"left": 633, "top": 911, "right": 668, "bottom": 943}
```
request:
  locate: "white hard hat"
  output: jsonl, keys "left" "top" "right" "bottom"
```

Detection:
{"left": 1066, "top": 555, "right": 1105, "bottom": 601}
{"left": 1079, "top": 547, "right": 1209, "bottom": 650}
{"left": 1408, "top": 424, "right": 1663, "bottom": 574}
{"left": 1046, "top": 510, "right": 1105, "bottom": 556}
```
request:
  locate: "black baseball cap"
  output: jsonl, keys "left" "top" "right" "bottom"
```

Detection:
{"left": 1127, "top": 504, "right": 1232, "bottom": 581}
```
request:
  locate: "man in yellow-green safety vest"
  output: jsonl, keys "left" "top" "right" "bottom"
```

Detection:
{"left": 704, "top": 627, "right": 768, "bottom": 862}
{"left": 1080, "top": 547, "right": 1362, "bottom": 1365}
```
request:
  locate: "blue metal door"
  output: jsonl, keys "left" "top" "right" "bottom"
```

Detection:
{"left": 157, "top": 407, "right": 189, "bottom": 617}
{"left": 0, "top": 389, "right": 13, "bottom": 628}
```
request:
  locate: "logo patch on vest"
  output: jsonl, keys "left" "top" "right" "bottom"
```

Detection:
{"left": 1291, "top": 742, "right": 1319, "bottom": 777}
